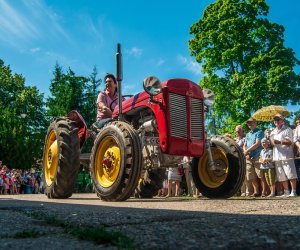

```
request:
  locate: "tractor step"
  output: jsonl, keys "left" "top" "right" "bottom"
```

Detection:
{"left": 80, "top": 153, "right": 91, "bottom": 168}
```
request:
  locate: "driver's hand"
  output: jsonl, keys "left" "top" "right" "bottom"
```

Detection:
{"left": 102, "top": 106, "right": 112, "bottom": 116}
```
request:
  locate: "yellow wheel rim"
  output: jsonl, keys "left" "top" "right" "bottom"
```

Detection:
{"left": 95, "top": 136, "right": 121, "bottom": 188}
{"left": 44, "top": 130, "right": 58, "bottom": 186}
{"left": 198, "top": 147, "right": 229, "bottom": 188}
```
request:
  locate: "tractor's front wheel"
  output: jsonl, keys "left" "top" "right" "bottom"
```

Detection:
{"left": 90, "top": 121, "right": 142, "bottom": 201}
{"left": 192, "top": 135, "right": 245, "bottom": 198}
{"left": 43, "top": 117, "right": 80, "bottom": 198}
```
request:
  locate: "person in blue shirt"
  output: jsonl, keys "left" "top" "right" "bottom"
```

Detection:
{"left": 243, "top": 117, "right": 267, "bottom": 197}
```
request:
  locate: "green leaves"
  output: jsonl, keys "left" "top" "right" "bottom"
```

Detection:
{"left": 46, "top": 64, "right": 101, "bottom": 128}
{"left": 189, "top": 0, "right": 300, "bottom": 134}
{"left": 0, "top": 59, "right": 102, "bottom": 169}
{"left": 0, "top": 61, "right": 47, "bottom": 169}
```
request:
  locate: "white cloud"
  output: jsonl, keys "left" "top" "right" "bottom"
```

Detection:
{"left": 177, "top": 54, "right": 202, "bottom": 76}
{"left": 88, "top": 17, "right": 105, "bottom": 44}
{"left": 30, "top": 47, "right": 41, "bottom": 53}
{"left": 22, "top": 0, "right": 71, "bottom": 43}
{"left": 126, "top": 47, "right": 143, "bottom": 57}
{"left": 44, "top": 51, "right": 78, "bottom": 66}
{"left": 0, "top": 0, "right": 39, "bottom": 42}
{"left": 156, "top": 58, "right": 165, "bottom": 67}
{"left": 0, "top": 0, "right": 71, "bottom": 48}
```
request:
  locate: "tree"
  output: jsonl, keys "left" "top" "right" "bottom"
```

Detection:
{"left": 46, "top": 64, "right": 102, "bottom": 154}
{"left": 189, "top": 0, "right": 300, "bottom": 134}
{"left": 46, "top": 63, "right": 88, "bottom": 118}
{"left": 0, "top": 59, "right": 47, "bottom": 169}
{"left": 46, "top": 64, "right": 101, "bottom": 127}
{"left": 81, "top": 66, "right": 102, "bottom": 127}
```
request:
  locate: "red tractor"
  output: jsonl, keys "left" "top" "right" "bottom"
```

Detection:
{"left": 42, "top": 44, "right": 245, "bottom": 201}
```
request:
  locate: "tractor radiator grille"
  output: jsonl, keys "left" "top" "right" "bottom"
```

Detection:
{"left": 191, "top": 98, "right": 204, "bottom": 140}
{"left": 169, "top": 93, "right": 203, "bottom": 140}
{"left": 169, "top": 93, "right": 187, "bottom": 138}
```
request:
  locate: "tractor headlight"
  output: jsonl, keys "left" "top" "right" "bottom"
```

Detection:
{"left": 203, "top": 88, "right": 216, "bottom": 106}
{"left": 143, "top": 76, "right": 162, "bottom": 96}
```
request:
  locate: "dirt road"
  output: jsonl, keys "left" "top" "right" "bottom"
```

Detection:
{"left": 0, "top": 194, "right": 299, "bottom": 249}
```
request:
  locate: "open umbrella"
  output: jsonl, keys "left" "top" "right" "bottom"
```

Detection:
{"left": 252, "top": 105, "right": 290, "bottom": 121}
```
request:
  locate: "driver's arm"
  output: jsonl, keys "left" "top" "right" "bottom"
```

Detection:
{"left": 97, "top": 101, "right": 112, "bottom": 116}
{"left": 101, "top": 106, "right": 112, "bottom": 116}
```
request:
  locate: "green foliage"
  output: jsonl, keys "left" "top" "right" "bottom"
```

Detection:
{"left": 46, "top": 63, "right": 101, "bottom": 128}
{"left": 12, "top": 230, "right": 45, "bottom": 239}
{"left": 46, "top": 63, "right": 87, "bottom": 117}
{"left": 82, "top": 66, "right": 102, "bottom": 127}
{"left": 0, "top": 59, "right": 48, "bottom": 169}
{"left": 189, "top": 0, "right": 300, "bottom": 133}
{"left": 28, "top": 211, "right": 135, "bottom": 249}
{"left": 67, "top": 226, "right": 135, "bottom": 249}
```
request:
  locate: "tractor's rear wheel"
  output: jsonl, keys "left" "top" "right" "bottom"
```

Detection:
{"left": 43, "top": 117, "right": 80, "bottom": 198}
{"left": 90, "top": 121, "right": 142, "bottom": 201}
{"left": 192, "top": 135, "right": 245, "bottom": 198}
{"left": 135, "top": 169, "right": 166, "bottom": 198}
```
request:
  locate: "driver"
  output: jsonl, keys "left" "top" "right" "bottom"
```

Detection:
{"left": 95, "top": 73, "right": 118, "bottom": 127}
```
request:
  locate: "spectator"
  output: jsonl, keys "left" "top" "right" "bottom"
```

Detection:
{"left": 182, "top": 156, "right": 200, "bottom": 198}
{"left": 235, "top": 125, "right": 245, "bottom": 148}
{"left": 235, "top": 125, "right": 253, "bottom": 196}
{"left": 35, "top": 172, "right": 42, "bottom": 194}
{"left": 270, "top": 114, "right": 298, "bottom": 197}
{"left": 3, "top": 173, "right": 10, "bottom": 195}
{"left": 294, "top": 115, "right": 300, "bottom": 156}
{"left": 243, "top": 118, "right": 267, "bottom": 197}
{"left": 259, "top": 138, "right": 276, "bottom": 197}
{"left": 19, "top": 171, "right": 26, "bottom": 194}
{"left": 157, "top": 172, "right": 168, "bottom": 197}
{"left": 0, "top": 172, "right": 4, "bottom": 194}
{"left": 165, "top": 166, "right": 182, "bottom": 197}
{"left": 29, "top": 173, "right": 36, "bottom": 193}
{"left": 182, "top": 156, "right": 193, "bottom": 196}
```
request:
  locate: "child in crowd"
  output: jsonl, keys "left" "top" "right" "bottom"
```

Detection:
{"left": 259, "top": 138, "right": 276, "bottom": 197}
{"left": 0, "top": 173, "right": 4, "bottom": 194}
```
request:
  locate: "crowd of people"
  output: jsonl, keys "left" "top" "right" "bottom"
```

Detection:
{"left": 0, "top": 161, "right": 43, "bottom": 195}
{"left": 156, "top": 113, "right": 300, "bottom": 199}
{"left": 156, "top": 157, "right": 201, "bottom": 198}
{"left": 235, "top": 113, "right": 300, "bottom": 197}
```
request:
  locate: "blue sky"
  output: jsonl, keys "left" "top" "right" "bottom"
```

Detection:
{"left": 0, "top": 0, "right": 299, "bottom": 112}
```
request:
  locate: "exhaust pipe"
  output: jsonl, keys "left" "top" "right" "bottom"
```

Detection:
{"left": 116, "top": 43, "right": 123, "bottom": 120}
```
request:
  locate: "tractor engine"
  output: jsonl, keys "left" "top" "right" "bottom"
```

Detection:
{"left": 137, "top": 110, "right": 182, "bottom": 169}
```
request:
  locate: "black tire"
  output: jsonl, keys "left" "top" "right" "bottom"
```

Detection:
{"left": 191, "top": 135, "right": 245, "bottom": 198}
{"left": 90, "top": 121, "right": 142, "bottom": 201}
{"left": 135, "top": 169, "right": 166, "bottom": 198}
{"left": 43, "top": 117, "right": 80, "bottom": 198}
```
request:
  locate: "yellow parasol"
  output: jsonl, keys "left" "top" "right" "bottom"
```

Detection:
{"left": 252, "top": 105, "right": 290, "bottom": 121}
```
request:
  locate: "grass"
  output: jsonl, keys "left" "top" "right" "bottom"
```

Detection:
{"left": 67, "top": 225, "right": 135, "bottom": 249}
{"left": 13, "top": 229, "right": 45, "bottom": 239}
{"left": 27, "top": 211, "right": 135, "bottom": 249}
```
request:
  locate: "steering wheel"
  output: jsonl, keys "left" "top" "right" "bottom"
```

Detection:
{"left": 109, "top": 95, "right": 134, "bottom": 111}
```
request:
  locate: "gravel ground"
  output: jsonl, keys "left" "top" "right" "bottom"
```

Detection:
{"left": 0, "top": 194, "right": 299, "bottom": 249}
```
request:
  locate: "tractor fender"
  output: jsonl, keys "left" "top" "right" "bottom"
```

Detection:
{"left": 67, "top": 110, "right": 89, "bottom": 149}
